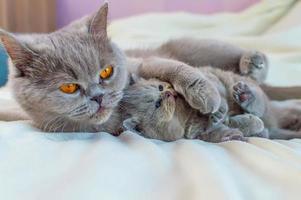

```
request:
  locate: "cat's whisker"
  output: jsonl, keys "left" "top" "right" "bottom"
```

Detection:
{"left": 70, "top": 111, "right": 90, "bottom": 118}
{"left": 48, "top": 116, "right": 64, "bottom": 132}
{"left": 68, "top": 104, "right": 88, "bottom": 113}
{"left": 61, "top": 121, "right": 69, "bottom": 133}
{"left": 47, "top": 120, "right": 58, "bottom": 132}
{"left": 41, "top": 117, "right": 56, "bottom": 132}
{"left": 42, "top": 116, "right": 61, "bottom": 132}
{"left": 52, "top": 117, "right": 66, "bottom": 132}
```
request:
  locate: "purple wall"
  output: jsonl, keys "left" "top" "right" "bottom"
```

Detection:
{"left": 57, "top": 0, "right": 260, "bottom": 28}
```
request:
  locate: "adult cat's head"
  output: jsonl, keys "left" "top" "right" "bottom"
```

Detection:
{"left": 0, "top": 4, "right": 128, "bottom": 132}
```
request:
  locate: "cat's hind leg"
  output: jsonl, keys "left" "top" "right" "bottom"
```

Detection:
{"left": 228, "top": 114, "right": 266, "bottom": 138}
{"left": 199, "top": 124, "right": 247, "bottom": 143}
{"left": 239, "top": 51, "right": 268, "bottom": 83}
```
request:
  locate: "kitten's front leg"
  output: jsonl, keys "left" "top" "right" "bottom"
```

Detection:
{"left": 208, "top": 98, "right": 228, "bottom": 128}
{"left": 136, "top": 57, "right": 221, "bottom": 114}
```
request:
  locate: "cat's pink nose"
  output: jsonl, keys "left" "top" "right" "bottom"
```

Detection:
{"left": 91, "top": 95, "right": 103, "bottom": 105}
{"left": 165, "top": 91, "right": 177, "bottom": 98}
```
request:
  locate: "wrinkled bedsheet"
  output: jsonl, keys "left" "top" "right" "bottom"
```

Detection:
{"left": 1, "top": 0, "right": 301, "bottom": 199}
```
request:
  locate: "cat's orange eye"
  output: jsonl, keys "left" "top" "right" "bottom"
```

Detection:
{"left": 100, "top": 65, "right": 113, "bottom": 79}
{"left": 59, "top": 83, "right": 79, "bottom": 94}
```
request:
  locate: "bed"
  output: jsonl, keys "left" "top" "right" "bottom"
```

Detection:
{"left": 1, "top": 1, "right": 301, "bottom": 199}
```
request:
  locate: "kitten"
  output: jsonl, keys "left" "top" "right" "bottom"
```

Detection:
{"left": 121, "top": 77, "right": 264, "bottom": 142}
{"left": 136, "top": 57, "right": 301, "bottom": 139}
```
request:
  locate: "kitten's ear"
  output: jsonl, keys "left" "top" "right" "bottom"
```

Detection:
{"left": 0, "top": 30, "right": 34, "bottom": 76}
{"left": 123, "top": 117, "right": 142, "bottom": 134}
{"left": 88, "top": 3, "right": 108, "bottom": 38}
{"left": 129, "top": 73, "right": 143, "bottom": 85}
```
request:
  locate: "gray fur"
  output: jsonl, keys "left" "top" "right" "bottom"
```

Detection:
{"left": 1, "top": 3, "right": 300, "bottom": 142}
{"left": 0, "top": 4, "right": 128, "bottom": 132}
{"left": 126, "top": 38, "right": 269, "bottom": 84}
{"left": 121, "top": 78, "right": 264, "bottom": 142}
{"left": 198, "top": 66, "right": 301, "bottom": 139}
{"left": 130, "top": 57, "right": 301, "bottom": 140}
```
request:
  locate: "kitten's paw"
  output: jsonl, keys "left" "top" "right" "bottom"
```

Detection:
{"left": 232, "top": 81, "right": 255, "bottom": 110}
{"left": 239, "top": 51, "right": 268, "bottom": 83}
{"left": 185, "top": 78, "right": 221, "bottom": 114}
{"left": 209, "top": 100, "right": 228, "bottom": 127}
{"left": 221, "top": 129, "right": 248, "bottom": 142}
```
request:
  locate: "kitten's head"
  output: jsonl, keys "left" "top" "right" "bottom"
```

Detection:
{"left": 0, "top": 4, "right": 128, "bottom": 132}
{"left": 123, "top": 77, "right": 177, "bottom": 123}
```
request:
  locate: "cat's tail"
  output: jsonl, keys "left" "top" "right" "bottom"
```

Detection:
{"left": 261, "top": 84, "right": 301, "bottom": 100}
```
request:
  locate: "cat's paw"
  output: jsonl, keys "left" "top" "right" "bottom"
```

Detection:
{"left": 184, "top": 77, "right": 221, "bottom": 114}
{"left": 221, "top": 129, "right": 248, "bottom": 142}
{"left": 239, "top": 51, "right": 268, "bottom": 83}
{"left": 209, "top": 100, "right": 228, "bottom": 127}
{"left": 232, "top": 81, "right": 255, "bottom": 110}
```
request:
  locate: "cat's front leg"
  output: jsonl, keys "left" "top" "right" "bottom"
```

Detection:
{"left": 136, "top": 57, "right": 221, "bottom": 114}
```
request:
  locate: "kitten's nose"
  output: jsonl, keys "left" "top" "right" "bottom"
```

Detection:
{"left": 91, "top": 95, "right": 103, "bottom": 105}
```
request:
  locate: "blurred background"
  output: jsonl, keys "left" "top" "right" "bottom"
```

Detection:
{"left": 0, "top": 0, "right": 259, "bottom": 32}
{"left": 0, "top": 0, "right": 259, "bottom": 86}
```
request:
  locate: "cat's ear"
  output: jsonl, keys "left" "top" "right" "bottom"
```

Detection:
{"left": 88, "top": 2, "right": 108, "bottom": 38}
{"left": 0, "top": 30, "right": 35, "bottom": 76}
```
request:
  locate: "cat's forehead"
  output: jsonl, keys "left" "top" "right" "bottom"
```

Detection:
{"left": 31, "top": 33, "right": 115, "bottom": 79}
{"left": 48, "top": 34, "right": 105, "bottom": 60}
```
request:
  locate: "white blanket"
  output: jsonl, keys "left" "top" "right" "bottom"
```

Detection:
{"left": 1, "top": 1, "right": 301, "bottom": 199}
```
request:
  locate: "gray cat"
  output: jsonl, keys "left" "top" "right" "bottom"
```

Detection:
{"left": 0, "top": 4, "right": 128, "bottom": 132}
{"left": 121, "top": 77, "right": 264, "bottom": 142}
